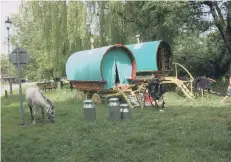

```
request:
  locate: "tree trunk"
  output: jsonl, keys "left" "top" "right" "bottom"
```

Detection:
{"left": 203, "top": 1, "right": 231, "bottom": 75}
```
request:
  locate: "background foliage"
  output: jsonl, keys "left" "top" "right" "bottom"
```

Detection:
{"left": 2, "top": 1, "right": 230, "bottom": 80}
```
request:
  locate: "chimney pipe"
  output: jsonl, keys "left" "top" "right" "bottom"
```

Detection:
{"left": 136, "top": 35, "right": 140, "bottom": 44}
{"left": 90, "top": 37, "right": 94, "bottom": 49}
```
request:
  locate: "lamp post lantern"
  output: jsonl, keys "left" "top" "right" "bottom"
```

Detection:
{"left": 5, "top": 16, "right": 13, "bottom": 97}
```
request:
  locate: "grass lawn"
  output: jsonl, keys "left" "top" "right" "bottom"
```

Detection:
{"left": 1, "top": 87, "right": 231, "bottom": 162}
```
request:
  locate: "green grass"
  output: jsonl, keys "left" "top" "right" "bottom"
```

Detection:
{"left": 1, "top": 87, "right": 231, "bottom": 162}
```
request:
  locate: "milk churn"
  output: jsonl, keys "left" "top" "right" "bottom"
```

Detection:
{"left": 83, "top": 99, "right": 96, "bottom": 121}
{"left": 120, "top": 104, "right": 131, "bottom": 120}
{"left": 108, "top": 98, "right": 121, "bottom": 120}
{"left": 128, "top": 95, "right": 139, "bottom": 105}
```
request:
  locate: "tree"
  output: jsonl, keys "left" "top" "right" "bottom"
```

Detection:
{"left": 196, "top": 1, "right": 231, "bottom": 75}
{"left": 202, "top": 1, "right": 231, "bottom": 54}
{"left": 11, "top": 1, "right": 90, "bottom": 80}
{"left": 1, "top": 54, "right": 9, "bottom": 75}
{"left": 11, "top": 1, "right": 230, "bottom": 80}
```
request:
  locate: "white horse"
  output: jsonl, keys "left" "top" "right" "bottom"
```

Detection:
{"left": 25, "top": 86, "right": 55, "bottom": 124}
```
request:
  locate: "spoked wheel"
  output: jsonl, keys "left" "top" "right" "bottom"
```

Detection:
{"left": 76, "top": 91, "right": 85, "bottom": 101}
{"left": 101, "top": 97, "right": 109, "bottom": 105}
{"left": 136, "top": 84, "right": 147, "bottom": 109}
{"left": 92, "top": 93, "right": 102, "bottom": 104}
{"left": 137, "top": 87, "right": 156, "bottom": 109}
{"left": 136, "top": 92, "right": 145, "bottom": 109}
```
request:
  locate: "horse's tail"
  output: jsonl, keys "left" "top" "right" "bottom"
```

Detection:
{"left": 193, "top": 77, "right": 200, "bottom": 90}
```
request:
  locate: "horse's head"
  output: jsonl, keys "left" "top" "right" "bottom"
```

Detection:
{"left": 45, "top": 98, "right": 56, "bottom": 123}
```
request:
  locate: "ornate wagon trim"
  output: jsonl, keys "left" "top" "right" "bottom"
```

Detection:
{"left": 69, "top": 80, "right": 107, "bottom": 83}
{"left": 156, "top": 40, "right": 172, "bottom": 72}
{"left": 71, "top": 80, "right": 106, "bottom": 91}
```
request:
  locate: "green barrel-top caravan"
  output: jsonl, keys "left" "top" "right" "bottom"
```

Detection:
{"left": 126, "top": 40, "right": 172, "bottom": 75}
{"left": 65, "top": 44, "right": 136, "bottom": 92}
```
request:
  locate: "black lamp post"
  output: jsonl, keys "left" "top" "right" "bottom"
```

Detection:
{"left": 5, "top": 16, "right": 12, "bottom": 97}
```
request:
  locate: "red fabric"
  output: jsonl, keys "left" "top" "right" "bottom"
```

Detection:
{"left": 145, "top": 92, "right": 154, "bottom": 103}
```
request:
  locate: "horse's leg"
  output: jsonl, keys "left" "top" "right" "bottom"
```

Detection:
{"left": 41, "top": 106, "right": 45, "bottom": 121}
{"left": 207, "top": 88, "right": 210, "bottom": 98}
{"left": 28, "top": 104, "right": 34, "bottom": 122}
{"left": 32, "top": 106, "right": 38, "bottom": 124}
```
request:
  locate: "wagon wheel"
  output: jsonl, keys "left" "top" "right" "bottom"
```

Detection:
{"left": 92, "top": 93, "right": 101, "bottom": 104}
{"left": 136, "top": 85, "right": 147, "bottom": 109}
{"left": 101, "top": 97, "right": 109, "bottom": 105}
{"left": 138, "top": 83, "right": 147, "bottom": 94}
{"left": 76, "top": 91, "right": 85, "bottom": 101}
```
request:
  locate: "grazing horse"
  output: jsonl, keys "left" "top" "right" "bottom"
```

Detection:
{"left": 25, "top": 86, "right": 55, "bottom": 124}
{"left": 193, "top": 76, "right": 216, "bottom": 98}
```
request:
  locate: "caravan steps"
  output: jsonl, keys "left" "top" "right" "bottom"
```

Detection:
{"left": 162, "top": 77, "right": 195, "bottom": 99}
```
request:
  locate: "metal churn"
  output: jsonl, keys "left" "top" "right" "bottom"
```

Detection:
{"left": 120, "top": 104, "right": 131, "bottom": 120}
{"left": 83, "top": 99, "right": 96, "bottom": 121}
{"left": 108, "top": 97, "right": 121, "bottom": 120}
